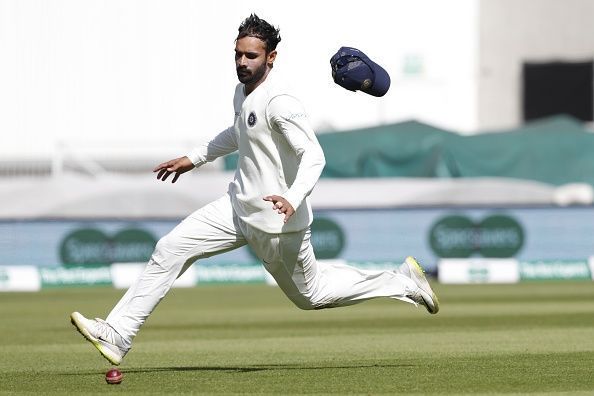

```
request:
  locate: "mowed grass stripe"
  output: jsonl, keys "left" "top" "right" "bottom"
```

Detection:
{"left": 1, "top": 325, "right": 593, "bottom": 367}
{"left": 0, "top": 282, "right": 593, "bottom": 394}
{"left": 2, "top": 351, "right": 593, "bottom": 394}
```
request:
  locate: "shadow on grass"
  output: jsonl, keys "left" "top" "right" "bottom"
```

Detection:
{"left": 60, "top": 362, "right": 415, "bottom": 376}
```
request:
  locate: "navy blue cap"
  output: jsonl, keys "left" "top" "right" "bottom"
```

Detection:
{"left": 330, "top": 47, "right": 391, "bottom": 97}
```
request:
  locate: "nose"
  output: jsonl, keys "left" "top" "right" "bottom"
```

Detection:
{"left": 237, "top": 55, "right": 247, "bottom": 67}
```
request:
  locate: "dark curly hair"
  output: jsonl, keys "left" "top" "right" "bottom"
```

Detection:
{"left": 237, "top": 14, "right": 281, "bottom": 52}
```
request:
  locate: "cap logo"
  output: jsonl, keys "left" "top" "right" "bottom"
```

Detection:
{"left": 247, "top": 112, "right": 257, "bottom": 127}
{"left": 361, "top": 79, "right": 372, "bottom": 90}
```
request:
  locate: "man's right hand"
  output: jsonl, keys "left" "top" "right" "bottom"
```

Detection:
{"left": 153, "top": 156, "right": 195, "bottom": 183}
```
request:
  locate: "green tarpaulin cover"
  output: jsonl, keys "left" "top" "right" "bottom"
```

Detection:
{"left": 224, "top": 115, "right": 594, "bottom": 185}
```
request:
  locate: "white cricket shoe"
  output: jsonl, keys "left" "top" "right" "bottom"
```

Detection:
{"left": 398, "top": 256, "right": 440, "bottom": 314}
{"left": 70, "top": 312, "right": 128, "bottom": 365}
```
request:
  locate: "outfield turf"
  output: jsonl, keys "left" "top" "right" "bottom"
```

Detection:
{"left": 0, "top": 281, "right": 593, "bottom": 395}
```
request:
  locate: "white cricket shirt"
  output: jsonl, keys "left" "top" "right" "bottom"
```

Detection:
{"left": 187, "top": 70, "right": 326, "bottom": 234}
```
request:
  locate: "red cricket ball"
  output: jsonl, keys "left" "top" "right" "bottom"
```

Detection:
{"left": 105, "top": 368, "right": 123, "bottom": 384}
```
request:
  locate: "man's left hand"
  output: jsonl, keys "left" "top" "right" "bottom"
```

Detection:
{"left": 263, "top": 195, "right": 295, "bottom": 223}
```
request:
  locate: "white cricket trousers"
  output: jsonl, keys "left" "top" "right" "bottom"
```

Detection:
{"left": 106, "top": 194, "right": 416, "bottom": 348}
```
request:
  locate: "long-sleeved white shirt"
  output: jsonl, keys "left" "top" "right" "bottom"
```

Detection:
{"left": 187, "top": 70, "right": 326, "bottom": 233}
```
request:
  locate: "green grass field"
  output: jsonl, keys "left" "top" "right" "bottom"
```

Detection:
{"left": 1, "top": 281, "right": 593, "bottom": 395}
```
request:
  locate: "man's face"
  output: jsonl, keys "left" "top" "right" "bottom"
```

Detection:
{"left": 235, "top": 36, "right": 274, "bottom": 86}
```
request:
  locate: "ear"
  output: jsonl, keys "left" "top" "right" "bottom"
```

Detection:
{"left": 267, "top": 50, "right": 277, "bottom": 66}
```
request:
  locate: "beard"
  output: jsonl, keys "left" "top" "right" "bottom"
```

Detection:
{"left": 236, "top": 61, "right": 268, "bottom": 85}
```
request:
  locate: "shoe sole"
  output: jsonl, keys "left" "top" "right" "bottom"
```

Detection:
{"left": 70, "top": 312, "right": 122, "bottom": 366}
{"left": 405, "top": 257, "right": 440, "bottom": 314}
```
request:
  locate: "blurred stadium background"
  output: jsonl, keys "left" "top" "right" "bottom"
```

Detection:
{"left": 1, "top": 0, "right": 594, "bottom": 290}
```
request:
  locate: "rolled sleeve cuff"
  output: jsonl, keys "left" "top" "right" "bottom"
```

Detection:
{"left": 186, "top": 148, "right": 208, "bottom": 167}
{"left": 283, "top": 189, "right": 305, "bottom": 212}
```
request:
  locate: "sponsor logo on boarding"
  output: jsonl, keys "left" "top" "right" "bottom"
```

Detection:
{"left": 246, "top": 217, "right": 345, "bottom": 260}
{"left": 310, "top": 218, "right": 345, "bottom": 259}
{"left": 429, "top": 214, "right": 524, "bottom": 258}
{"left": 247, "top": 111, "right": 257, "bottom": 127}
{"left": 438, "top": 258, "right": 520, "bottom": 284}
{"left": 197, "top": 263, "right": 266, "bottom": 284}
{"left": 520, "top": 260, "right": 591, "bottom": 281}
{"left": 39, "top": 266, "right": 112, "bottom": 287}
{"left": 59, "top": 228, "right": 157, "bottom": 266}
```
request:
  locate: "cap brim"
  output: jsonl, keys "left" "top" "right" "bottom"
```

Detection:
{"left": 361, "top": 58, "right": 391, "bottom": 97}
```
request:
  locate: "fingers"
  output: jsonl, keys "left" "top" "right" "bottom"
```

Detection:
{"left": 275, "top": 203, "right": 285, "bottom": 214}
{"left": 156, "top": 169, "right": 181, "bottom": 183}
{"left": 263, "top": 196, "right": 283, "bottom": 211}
{"left": 281, "top": 206, "right": 295, "bottom": 223}
{"left": 152, "top": 163, "right": 166, "bottom": 173}
{"left": 263, "top": 195, "right": 294, "bottom": 222}
{"left": 263, "top": 195, "right": 281, "bottom": 205}
{"left": 156, "top": 168, "right": 173, "bottom": 181}
{"left": 153, "top": 160, "right": 175, "bottom": 173}
{"left": 154, "top": 158, "right": 184, "bottom": 183}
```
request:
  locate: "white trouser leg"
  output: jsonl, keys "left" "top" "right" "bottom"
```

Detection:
{"left": 244, "top": 224, "right": 417, "bottom": 310}
{"left": 106, "top": 194, "right": 245, "bottom": 347}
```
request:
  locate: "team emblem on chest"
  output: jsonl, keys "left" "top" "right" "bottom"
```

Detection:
{"left": 247, "top": 111, "right": 257, "bottom": 127}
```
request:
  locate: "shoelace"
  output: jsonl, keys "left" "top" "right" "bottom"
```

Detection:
{"left": 407, "top": 288, "right": 424, "bottom": 307}
{"left": 93, "top": 318, "right": 122, "bottom": 346}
